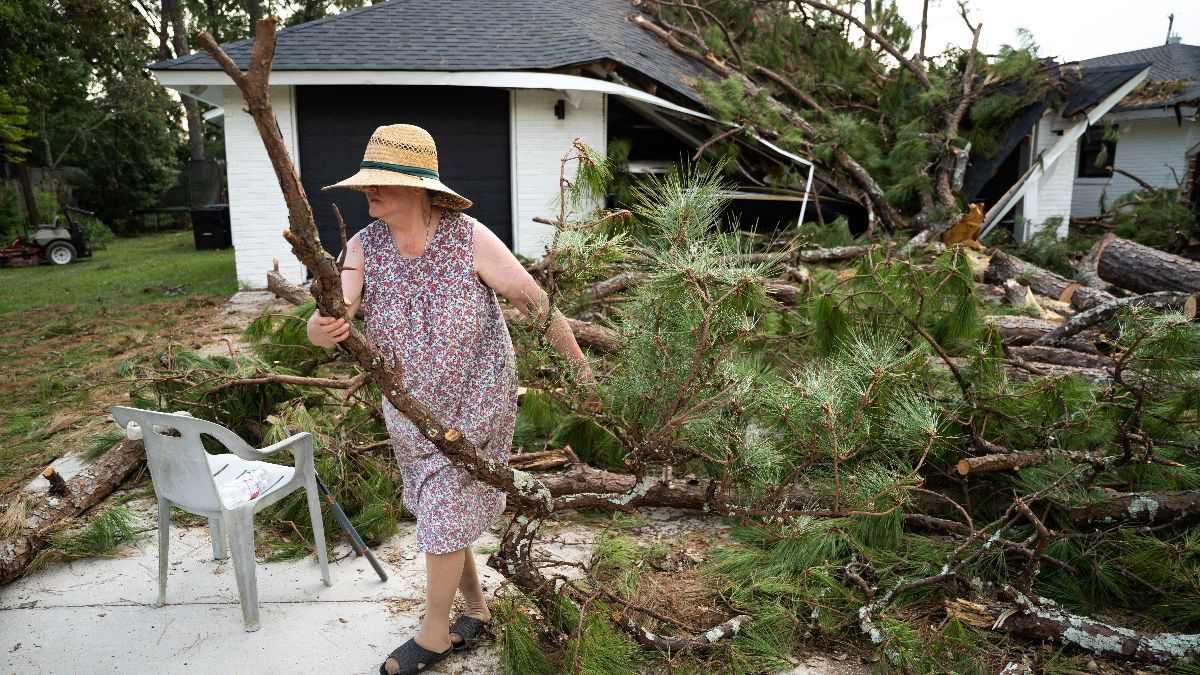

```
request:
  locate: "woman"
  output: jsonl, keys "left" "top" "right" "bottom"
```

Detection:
{"left": 306, "top": 124, "right": 593, "bottom": 675}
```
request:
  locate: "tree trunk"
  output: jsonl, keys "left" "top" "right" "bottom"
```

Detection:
{"left": 1067, "top": 490, "right": 1200, "bottom": 529}
{"left": 0, "top": 439, "right": 144, "bottom": 584}
{"left": 945, "top": 596, "right": 1200, "bottom": 665}
{"left": 983, "top": 315, "right": 1094, "bottom": 349}
{"left": 14, "top": 163, "right": 41, "bottom": 227}
{"left": 1091, "top": 234, "right": 1200, "bottom": 294}
{"left": 1034, "top": 291, "right": 1197, "bottom": 347}
{"left": 984, "top": 250, "right": 1115, "bottom": 311}
{"left": 1006, "top": 345, "right": 1112, "bottom": 369}
{"left": 164, "top": 0, "right": 205, "bottom": 162}
{"left": 247, "top": 0, "right": 262, "bottom": 41}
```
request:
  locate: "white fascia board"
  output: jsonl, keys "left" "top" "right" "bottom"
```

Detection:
{"left": 153, "top": 68, "right": 712, "bottom": 119}
{"left": 979, "top": 161, "right": 1044, "bottom": 238}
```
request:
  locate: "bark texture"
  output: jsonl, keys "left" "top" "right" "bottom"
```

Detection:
{"left": 984, "top": 250, "right": 1115, "bottom": 311}
{"left": 1067, "top": 490, "right": 1200, "bottom": 529}
{"left": 0, "top": 439, "right": 145, "bottom": 584}
{"left": 946, "top": 595, "right": 1200, "bottom": 664}
{"left": 1091, "top": 234, "right": 1200, "bottom": 294}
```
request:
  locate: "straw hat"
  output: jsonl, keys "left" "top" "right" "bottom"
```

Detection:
{"left": 322, "top": 124, "right": 472, "bottom": 211}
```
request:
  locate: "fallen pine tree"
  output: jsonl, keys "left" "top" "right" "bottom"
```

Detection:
{"left": 125, "top": 23, "right": 1200, "bottom": 665}
{"left": 9, "top": 15, "right": 1196, "bottom": 672}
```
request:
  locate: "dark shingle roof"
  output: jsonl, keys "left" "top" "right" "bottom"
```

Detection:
{"left": 1060, "top": 63, "right": 1152, "bottom": 118}
{"left": 150, "top": 0, "right": 713, "bottom": 103}
{"left": 1082, "top": 43, "right": 1200, "bottom": 110}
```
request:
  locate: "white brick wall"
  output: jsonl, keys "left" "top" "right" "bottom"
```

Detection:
{"left": 1021, "top": 115, "right": 1076, "bottom": 239}
{"left": 511, "top": 90, "right": 606, "bottom": 258}
{"left": 223, "top": 85, "right": 304, "bottom": 289}
{"left": 1071, "top": 116, "right": 1200, "bottom": 218}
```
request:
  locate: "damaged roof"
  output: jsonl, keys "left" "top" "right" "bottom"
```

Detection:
{"left": 1082, "top": 42, "right": 1200, "bottom": 111}
{"left": 1060, "top": 63, "right": 1155, "bottom": 118}
{"left": 149, "top": 0, "right": 714, "bottom": 104}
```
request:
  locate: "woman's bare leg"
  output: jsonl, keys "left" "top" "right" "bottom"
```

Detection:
{"left": 458, "top": 546, "right": 491, "bottom": 618}
{"left": 450, "top": 545, "right": 492, "bottom": 647}
{"left": 383, "top": 548, "right": 464, "bottom": 673}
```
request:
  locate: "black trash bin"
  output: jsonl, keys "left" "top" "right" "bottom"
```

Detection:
{"left": 192, "top": 205, "right": 232, "bottom": 250}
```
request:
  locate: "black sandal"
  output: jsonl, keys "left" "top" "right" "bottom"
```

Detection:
{"left": 378, "top": 637, "right": 454, "bottom": 675}
{"left": 448, "top": 614, "right": 493, "bottom": 652}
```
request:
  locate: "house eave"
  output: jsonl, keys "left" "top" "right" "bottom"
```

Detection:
{"left": 154, "top": 68, "right": 714, "bottom": 123}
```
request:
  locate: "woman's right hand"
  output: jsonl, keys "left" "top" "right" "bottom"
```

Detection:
{"left": 307, "top": 312, "right": 351, "bottom": 347}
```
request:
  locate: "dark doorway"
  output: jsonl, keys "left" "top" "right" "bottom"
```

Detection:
{"left": 296, "top": 85, "right": 513, "bottom": 257}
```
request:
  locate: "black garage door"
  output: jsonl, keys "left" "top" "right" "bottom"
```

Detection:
{"left": 297, "top": 85, "right": 512, "bottom": 257}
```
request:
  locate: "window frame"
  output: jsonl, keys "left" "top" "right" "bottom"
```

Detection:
{"left": 1077, "top": 124, "right": 1118, "bottom": 179}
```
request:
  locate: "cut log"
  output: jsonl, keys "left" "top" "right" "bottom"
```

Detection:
{"left": 745, "top": 244, "right": 874, "bottom": 265}
{"left": 508, "top": 448, "right": 575, "bottom": 471}
{"left": 0, "top": 439, "right": 144, "bottom": 584}
{"left": 1006, "top": 345, "right": 1112, "bottom": 370}
{"left": 1067, "top": 490, "right": 1200, "bottom": 529}
{"left": 956, "top": 451, "right": 1049, "bottom": 476}
{"left": 945, "top": 595, "right": 1200, "bottom": 665}
{"left": 983, "top": 315, "right": 1060, "bottom": 343}
{"left": 984, "top": 250, "right": 1115, "bottom": 311}
{"left": 534, "top": 462, "right": 818, "bottom": 510}
{"left": 764, "top": 279, "right": 805, "bottom": 306}
{"left": 976, "top": 283, "right": 1006, "bottom": 304}
{"left": 1090, "top": 234, "right": 1200, "bottom": 294}
{"left": 1002, "top": 279, "right": 1047, "bottom": 318}
{"left": 585, "top": 271, "right": 646, "bottom": 301}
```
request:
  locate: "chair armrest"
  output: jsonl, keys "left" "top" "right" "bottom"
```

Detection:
{"left": 234, "top": 432, "right": 315, "bottom": 474}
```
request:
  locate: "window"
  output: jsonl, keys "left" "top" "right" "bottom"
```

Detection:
{"left": 1077, "top": 125, "right": 1117, "bottom": 178}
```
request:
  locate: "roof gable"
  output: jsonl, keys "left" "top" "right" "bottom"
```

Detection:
{"left": 150, "top": 0, "right": 713, "bottom": 103}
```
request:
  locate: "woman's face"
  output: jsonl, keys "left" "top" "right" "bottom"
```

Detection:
{"left": 364, "top": 185, "right": 424, "bottom": 223}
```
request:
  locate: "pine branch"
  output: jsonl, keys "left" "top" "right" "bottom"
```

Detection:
{"left": 792, "top": 0, "right": 933, "bottom": 91}
{"left": 632, "top": 13, "right": 911, "bottom": 231}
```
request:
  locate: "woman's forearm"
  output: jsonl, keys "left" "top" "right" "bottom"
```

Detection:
{"left": 544, "top": 308, "right": 594, "bottom": 382}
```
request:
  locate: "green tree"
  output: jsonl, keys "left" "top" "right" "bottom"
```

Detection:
{"left": 1, "top": 1, "right": 183, "bottom": 231}
{"left": 638, "top": 1, "right": 1053, "bottom": 236}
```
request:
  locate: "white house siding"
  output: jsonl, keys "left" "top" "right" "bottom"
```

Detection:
{"left": 223, "top": 85, "right": 303, "bottom": 289}
{"left": 1071, "top": 116, "right": 1200, "bottom": 219}
{"left": 510, "top": 89, "right": 606, "bottom": 259}
{"left": 1020, "top": 115, "right": 1076, "bottom": 240}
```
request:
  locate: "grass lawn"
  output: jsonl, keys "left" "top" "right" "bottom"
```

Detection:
{"left": 0, "top": 230, "right": 237, "bottom": 494}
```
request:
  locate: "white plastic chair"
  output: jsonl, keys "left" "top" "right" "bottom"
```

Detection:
{"left": 109, "top": 405, "right": 331, "bottom": 632}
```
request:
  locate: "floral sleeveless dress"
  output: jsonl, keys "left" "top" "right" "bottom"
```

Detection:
{"left": 360, "top": 210, "right": 516, "bottom": 554}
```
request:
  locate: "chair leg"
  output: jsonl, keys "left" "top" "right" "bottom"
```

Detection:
{"left": 157, "top": 498, "right": 170, "bottom": 607}
{"left": 305, "top": 475, "right": 331, "bottom": 587}
{"left": 209, "top": 517, "right": 227, "bottom": 561}
{"left": 224, "top": 513, "right": 261, "bottom": 632}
